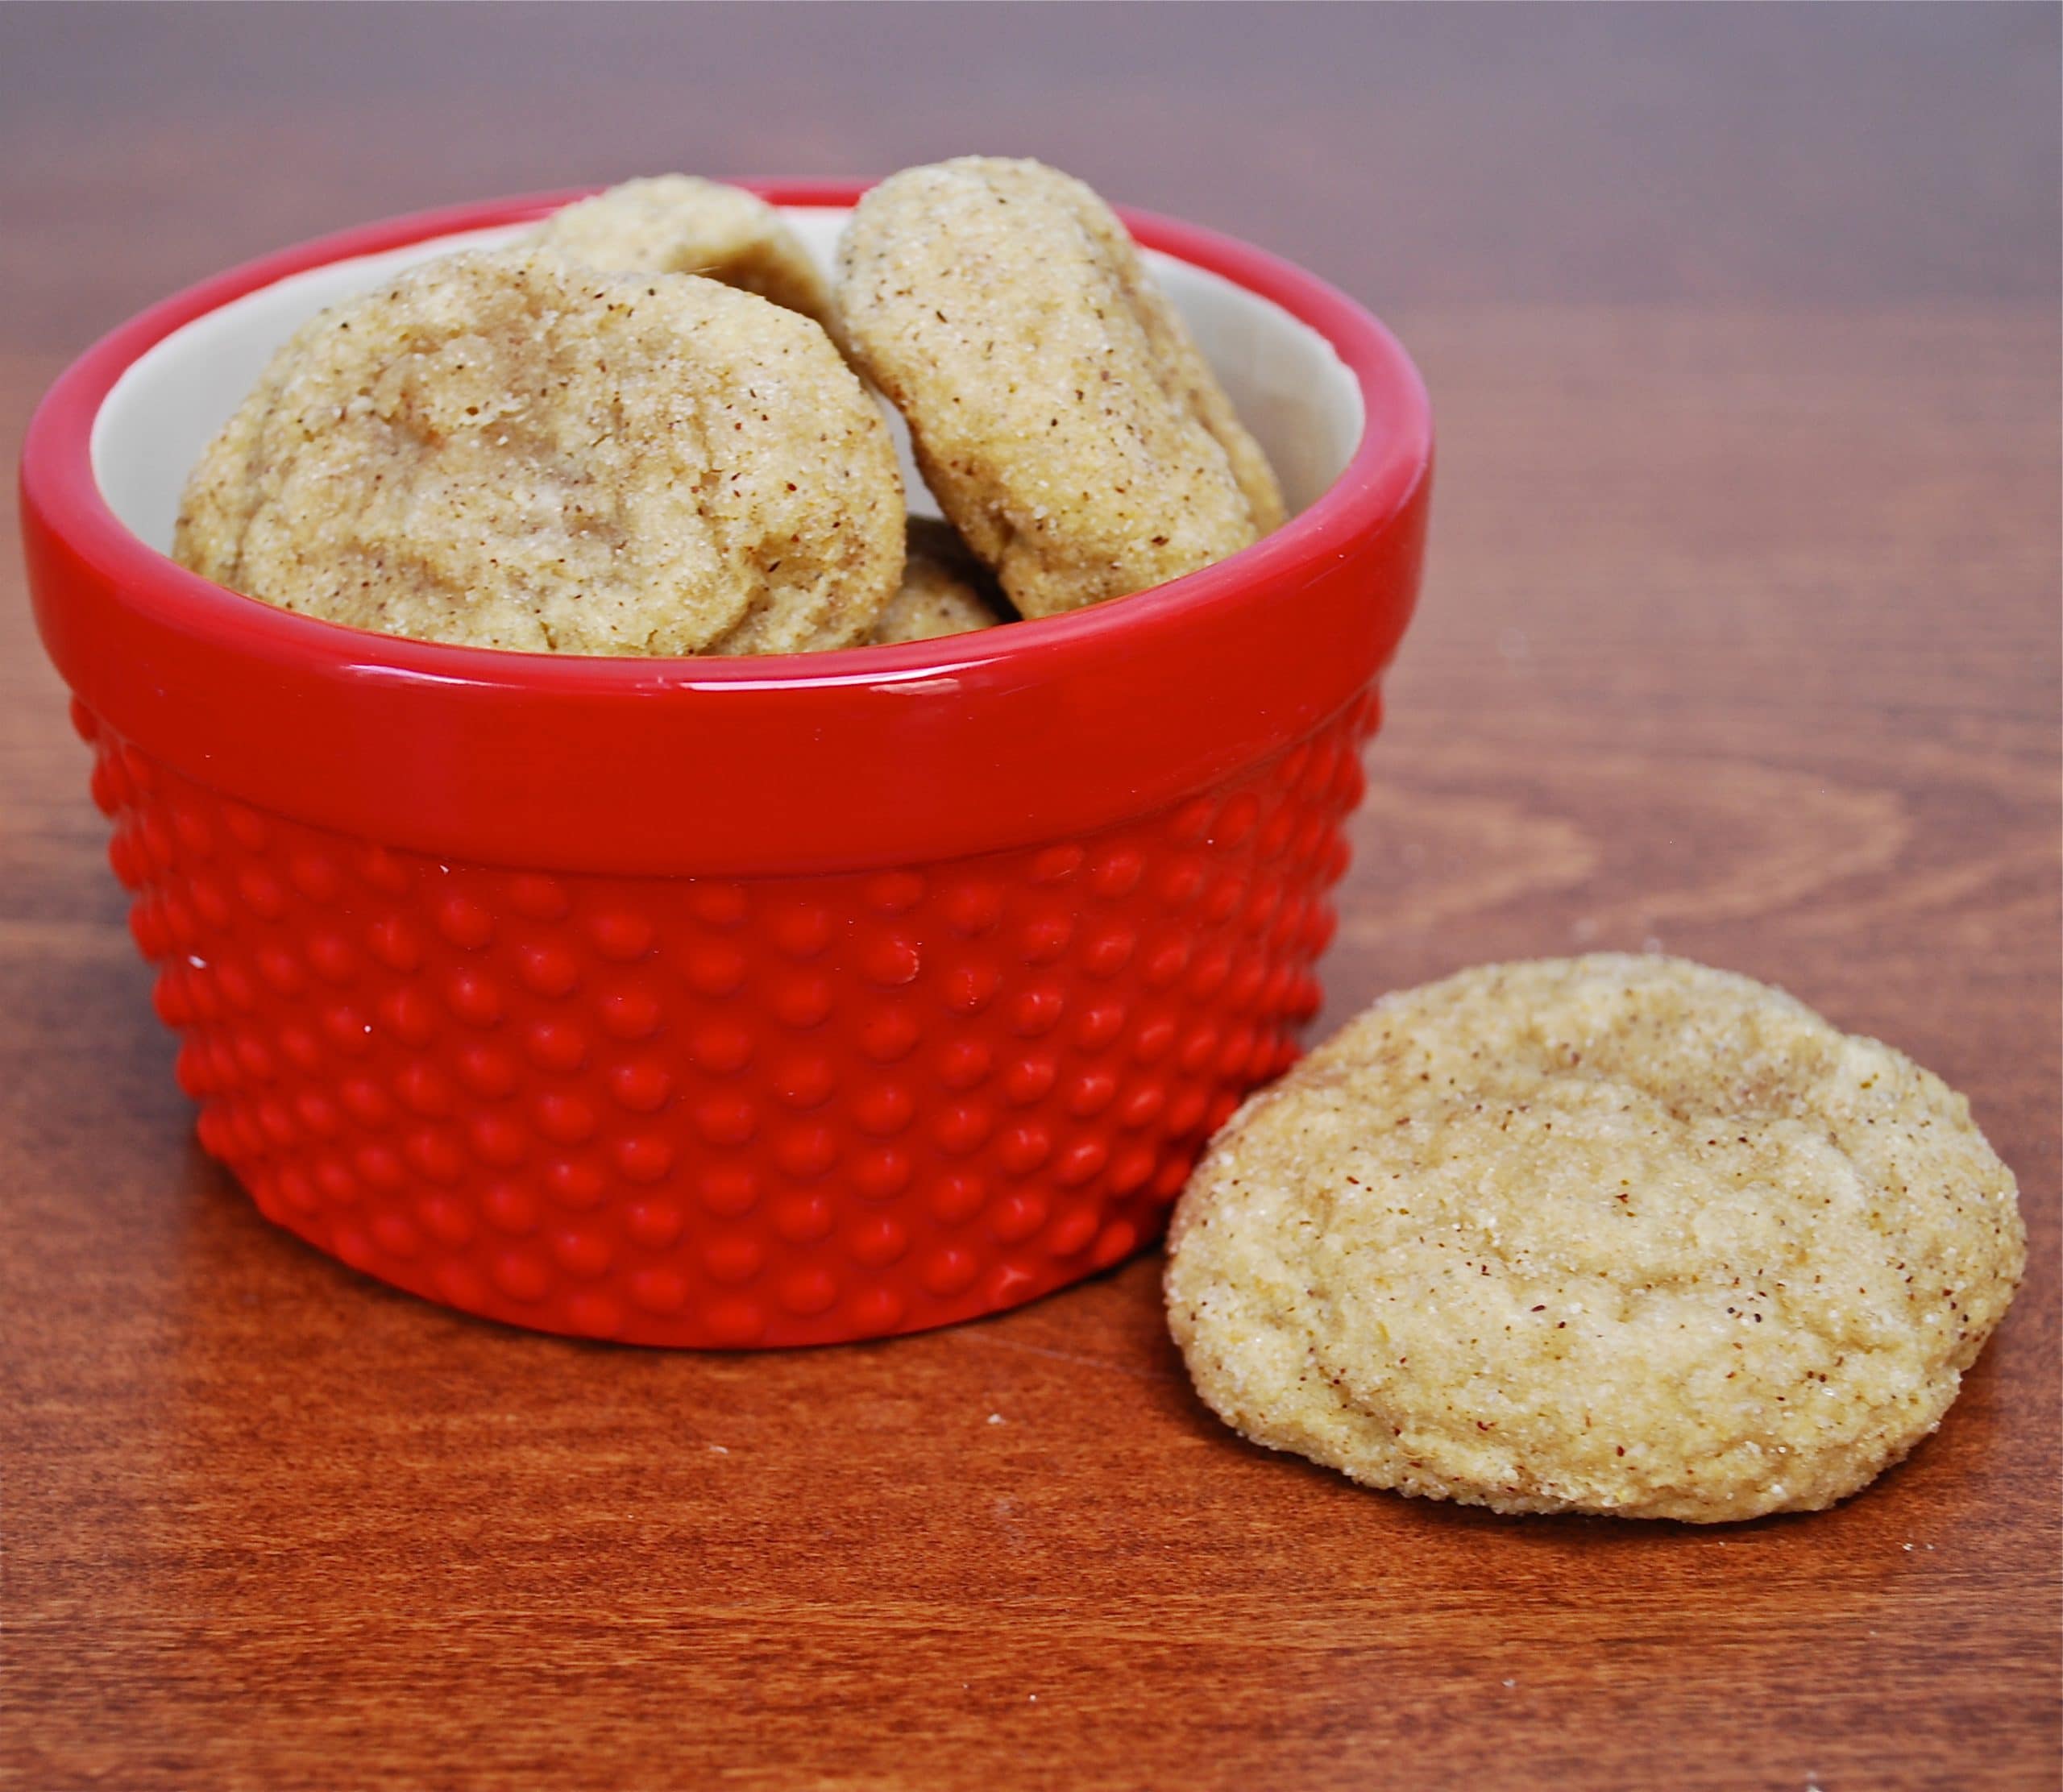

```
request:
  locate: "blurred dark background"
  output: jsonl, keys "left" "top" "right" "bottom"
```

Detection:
{"left": 1, "top": 1, "right": 2057, "bottom": 351}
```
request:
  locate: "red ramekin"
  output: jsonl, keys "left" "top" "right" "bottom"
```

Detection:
{"left": 19, "top": 183, "right": 1430, "bottom": 1347}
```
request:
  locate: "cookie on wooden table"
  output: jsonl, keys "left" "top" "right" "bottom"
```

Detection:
{"left": 1165, "top": 955, "right": 2025, "bottom": 1523}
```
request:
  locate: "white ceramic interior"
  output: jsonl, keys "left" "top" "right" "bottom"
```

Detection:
{"left": 93, "top": 206, "right": 1365, "bottom": 555}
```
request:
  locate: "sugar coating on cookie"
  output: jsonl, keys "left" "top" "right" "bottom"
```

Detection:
{"left": 529, "top": 174, "right": 839, "bottom": 338}
{"left": 1165, "top": 955, "right": 2024, "bottom": 1523}
{"left": 174, "top": 248, "right": 903, "bottom": 655}
{"left": 870, "top": 517, "right": 1009, "bottom": 645}
{"left": 836, "top": 156, "right": 1285, "bottom": 620}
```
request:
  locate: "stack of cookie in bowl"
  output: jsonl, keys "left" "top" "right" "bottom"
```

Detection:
{"left": 172, "top": 158, "right": 1283, "bottom": 657}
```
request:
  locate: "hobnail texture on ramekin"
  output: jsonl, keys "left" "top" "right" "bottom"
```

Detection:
{"left": 25, "top": 185, "right": 1431, "bottom": 1346}
{"left": 85, "top": 691, "right": 1378, "bottom": 1347}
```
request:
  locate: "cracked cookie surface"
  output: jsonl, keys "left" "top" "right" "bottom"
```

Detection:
{"left": 174, "top": 247, "right": 901, "bottom": 655}
{"left": 836, "top": 156, "right": 1283, "bottom": 619}
{"left": 1165, "top": 954, "right": 2024, "bottom": 1522}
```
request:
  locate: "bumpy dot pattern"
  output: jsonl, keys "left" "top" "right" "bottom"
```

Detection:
{"left": 81, "top": 688, "right": 1378, "bottom": 1346}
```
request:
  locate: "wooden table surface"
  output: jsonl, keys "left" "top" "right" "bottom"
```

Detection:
{"left": 4, "top": 7, "right": 2057, "bottom": 1788}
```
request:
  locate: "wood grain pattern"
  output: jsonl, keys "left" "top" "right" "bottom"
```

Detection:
{"left": 2, "top": 7, "right": 2056, "bottom": 1788}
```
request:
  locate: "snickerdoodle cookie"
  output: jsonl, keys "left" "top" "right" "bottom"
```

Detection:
{"left": 174, "top": 248, "right": 902, "bottom": 654}
{"left": 869, "top": 516, "right": 1009, "bottom": 645}
{"left": 1165, "top": 955, "right": 2024, "bottom": 1522}
{"left": 836, "top": 156, "right": 1283, "bottom": 620}
{"left": 528, "top": 174, "right": 838, "bottom": 338}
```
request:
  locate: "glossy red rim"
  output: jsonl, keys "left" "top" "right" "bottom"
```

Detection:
{"left": 26, "top": 181, "right": 1428, "bottom": 687}
{"left": 21, "top": 183, "right": 1432, "bottom": 875}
